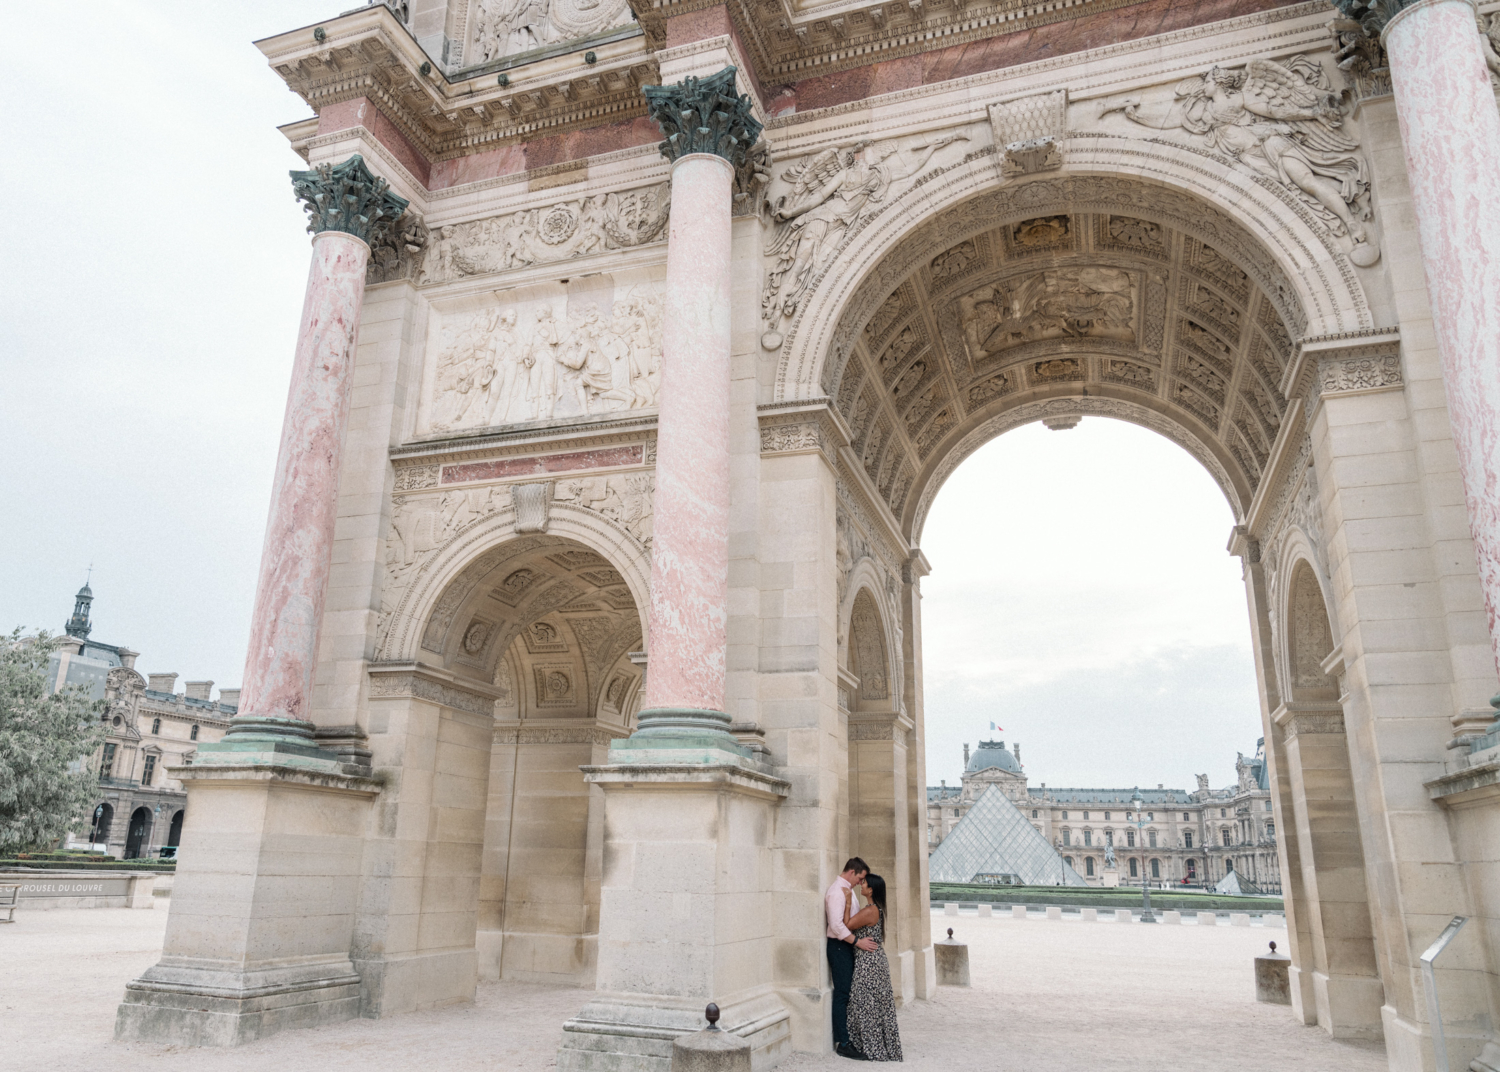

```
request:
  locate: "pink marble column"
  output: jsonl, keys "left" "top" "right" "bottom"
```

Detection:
{"left": 236, "top": 229, "right": 371, "bottom": 723}
{"left": 1385, "top": 0, "right": 1500, "bottom": 676}
{"left": 641, "top": 152, "right": 735, "bottom": 716}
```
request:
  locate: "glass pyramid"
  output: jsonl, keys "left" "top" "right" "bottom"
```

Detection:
{"left": 929, "top": 784, "right": 1090, "bottom": 887}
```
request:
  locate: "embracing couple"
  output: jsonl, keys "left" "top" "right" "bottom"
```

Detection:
{"left": 824, "top": 857, "right": 903, "bottom": 1061}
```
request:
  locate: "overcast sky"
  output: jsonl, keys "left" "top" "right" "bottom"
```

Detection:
{"left": 921, "top": 420, "right": 1262, "bottom": 792}
{"left": 1, "top": 4, "right": 1263, "bottom": 790}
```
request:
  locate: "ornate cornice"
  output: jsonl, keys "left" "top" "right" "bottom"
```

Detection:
{"left": 758, "top": 399, "right": 851, "bottom": 466}
{"left": 644, "top": 67, "right": 762, "bottom": 166}
{"left": 291, "top": 154, "right": 410, "bottom": 243}
{"left": 366, "top": 661, "right": 504, "bottom": 718}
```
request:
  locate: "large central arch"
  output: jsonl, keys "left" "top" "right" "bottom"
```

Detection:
{"left": 771, "top": 138, "right": 1377, "bottom": 542}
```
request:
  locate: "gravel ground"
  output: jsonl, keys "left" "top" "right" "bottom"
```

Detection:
{"left": 0, "top": 907, "right": 1386, "bottom": 1072}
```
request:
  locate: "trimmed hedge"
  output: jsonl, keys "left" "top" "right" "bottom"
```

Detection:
{"left": 930, "top": 882, "right": 1282, "bottom": 912}
{"left": 0, "top": 857, "right": 175, "bottom": 872}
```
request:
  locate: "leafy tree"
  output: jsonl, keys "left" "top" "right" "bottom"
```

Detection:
{"left": 0, "top": 629, "right": 105, "bottom": 853}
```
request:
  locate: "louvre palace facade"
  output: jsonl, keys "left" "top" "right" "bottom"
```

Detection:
{"left": 113, "top": 0, "right": 1500, "bottom": 1070}
{"left": 927, "top": 739, "right": 1282, "bottom": 891}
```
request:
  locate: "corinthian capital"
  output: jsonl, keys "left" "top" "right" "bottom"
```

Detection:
{"left": 289, "top": 154, "right": 410, "bottom": 244}
{"left": 642, "top": 67, "right": 764, "bottom": 168}
{"left": 1327, "top": 0, "right": 1416, "bottom": 39}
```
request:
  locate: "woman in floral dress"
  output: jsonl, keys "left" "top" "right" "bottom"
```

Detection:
{"left": 842, "top": 873, "right": 903, "bottom": 1061}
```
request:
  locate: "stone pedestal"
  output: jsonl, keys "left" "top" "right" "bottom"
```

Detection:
{"left": 1256, "top": 942, "right": 1292, "bottom": 1006}
{"left": 558, "top": 765, "right": 791, "bottom": 1072}
{"left": 1101, "top": 867, "right": 1120, "bottom": 888}
{"left": 934, "top": 932, "right": 970, "bottom": 987}
{"left": 115, "top": 763, "right": 379, "bottom": 1045}
{"left": 672, "top": 1014, "right": 753, "bottom": 1072}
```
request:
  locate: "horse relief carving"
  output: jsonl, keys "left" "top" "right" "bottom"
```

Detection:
{"left": 1101, "top": 54, "right": 1379, "bottom": 267}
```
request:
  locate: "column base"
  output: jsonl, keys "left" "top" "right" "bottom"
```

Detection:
{"left": 115, "top": 960, "right": 360, "bottom": 1047}
{"left": 1312, "top": 970, "right": 1385, "bottom": 1040}
{"left": 194, "top": 715, "right": 360, "bottom": 774}
{"left": 1288, "top": 964, "right": 1318, "bottom": 1025}
{"left": 609, "top": 707, "right": 754, "bottom": 766}
{"left": 558, "top": 993, "right": 791, "bottom": 1072}
{"left": 354, "top": 947, "right": 478, "bottom": 1017}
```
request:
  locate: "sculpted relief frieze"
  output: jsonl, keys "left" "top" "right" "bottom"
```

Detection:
{"left": 1101, "top": 54, "right": 1380, "bottom": 267}
{"left": 470, "top": 0, "right": 634, "bottom": 64}
{"left": 422, "top": 183, "right": 669, "bottom": 285}
{"left": 420, "top": 273, "right": 663, "bottom": 435}
{"left": 958, "top": 267, "right": 1136, "bottom": 361}
{"left": 760, "top": 131, "right": 974, "bottom": 350}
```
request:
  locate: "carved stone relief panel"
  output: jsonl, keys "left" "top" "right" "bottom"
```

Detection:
{"left": 1101, "top": 53, "right": 1380, "bottom": 266}
{"left": 421, "top": 183, "right": 669, "bottom": 285}
{"left": 469, "top": 0, "right": 634, "bottom": 65}
{"left": 417, "top": 270, "right": 663, "bottom": 435}
{"left": 959, "top": 267, "right": 1136, "bottom": 362}
{"left": 761, "top": 129, "right": 975, "bottom": 350}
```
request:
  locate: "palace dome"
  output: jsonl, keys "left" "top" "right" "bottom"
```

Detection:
{"left": 967, "top": 740, "right": 1021, "bottom": 774}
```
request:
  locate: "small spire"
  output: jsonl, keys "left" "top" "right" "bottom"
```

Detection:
{"left": 66, "top": 575, "right": 95, "bottom": 638}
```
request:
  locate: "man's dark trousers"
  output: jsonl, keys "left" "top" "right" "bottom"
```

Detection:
{"left": 827, "top": 936, "right": 855, "bottom": 1047}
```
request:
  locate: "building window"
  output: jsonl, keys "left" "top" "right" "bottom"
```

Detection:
{"left": 1183, "top": 812, "right": 1190, "bottom": 821}
{"left": 142, "top": 755, "right": 156, "bottom": 786}
{"left": 1061, "top": 811, "right": 1068, "bottom": 820}
{"left": 1150, "top": 859, "right": 1161, "bottom": 879}
{"left": 1083, "top": 829, "right": 1093, "bottom": 847}
{"left": 1184, "top": 831, "right": 1194, "bottom": 849}
{"left": 1032, "top": 809, "right": 1039, "bottom": 818}
{"left": 1064, "top": 856, "right": 1074, "bottom": 868}
{"left": 1105, "top": 830, "right": 1114, "bottom": 846}
{"left": 1129, "top": 858, "right": 1138, "bottom": 878}
{"left": 1265, "top": 800, "right": 1273, "bottom": 812}
{"left": 1221, "top": 827, "right": 1232, "bottom": 846}
{"left": 1186, "top": 859, "right": 1197, "bottom": 880}
{"left": 1083, "top": 811, "right": 1090, "bottom": 820}
{"left": 1148, "top": 830, "right": 1158, "bottom": 848}
{"left": 1220, "top": 808, "right": 1227, "bottom": 818}
{"left": 1104, "top": 812, "right": 1111, "bottom": 820}
{"left": 151, "top": 718, "right": 161, "bottom": 735}
{"left": 190, "top": 724, "right": 199, "bottom": 741}
{"left": 100, "top": 743, "right": 116, "bottom": 779}
{"left": 1147, "top": 812, "right": 1154, "bottom": 821}
{"left": 1085, "top": 857, "right": 1095, "bottom": 877}
{"left": 1126, "top": 830, "right": 1136, "bottom": 848}
{"left": 1266, "top": 820, "right": 1275, "bottom": 838}
{"left": 1062, "top": 829, "right": 1071, "bottom": 846}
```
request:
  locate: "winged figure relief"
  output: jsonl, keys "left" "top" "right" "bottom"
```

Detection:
{"left": 1104, "top": 55, "right": 1379, "bottom": 267}
{"left": 759, "top": 133, "right": 969, "bottom": 349}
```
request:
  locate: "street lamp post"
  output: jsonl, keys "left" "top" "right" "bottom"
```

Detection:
{"left": 1131, "top": 789, "right": 1157, "bottom": 923}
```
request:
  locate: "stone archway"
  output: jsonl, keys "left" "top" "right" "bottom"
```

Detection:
{"left": 800, "top": 152, "right": 1390, "bottom": 1041}
{"left": 357, "top": 500, "right": 653, "bottom": 1011}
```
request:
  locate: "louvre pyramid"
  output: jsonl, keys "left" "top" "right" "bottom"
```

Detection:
{"left": 929, "top": 785, "right": 1090, "bottom": 887}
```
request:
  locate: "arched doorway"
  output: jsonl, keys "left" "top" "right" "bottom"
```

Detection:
{"left": 367, "top": 513, "right": 650, "bottom": 1000}
{"left": 777, "top": 151, "right": 1385, "bottom": 1044}
{"left": 166, "top": 810, "right": 184, "bottom": 852}
{"left": 124, "top": 807, "right": 151, "bottom": 860}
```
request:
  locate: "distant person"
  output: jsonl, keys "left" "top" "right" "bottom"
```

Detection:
{"left": 843, "top": 873, "right": 903, "bottom": 1061}
{"left": 826, "top": 858, "right": 878, "bottom": 1059}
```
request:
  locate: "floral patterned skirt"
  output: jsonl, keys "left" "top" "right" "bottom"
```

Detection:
{"left": 848, "top": 922, "right": 903, "bottom": 1061}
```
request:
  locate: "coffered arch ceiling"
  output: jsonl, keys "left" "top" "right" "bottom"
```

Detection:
{"left": 827, "top": 188, "right": 1305, "bottom": 539}
{"left": 420, "top": 536, "right": 644, "bottom": 717}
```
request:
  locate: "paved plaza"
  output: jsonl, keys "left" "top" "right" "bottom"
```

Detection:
{"left": 2, "top": 908, "right": 1385, "bottom": 1072}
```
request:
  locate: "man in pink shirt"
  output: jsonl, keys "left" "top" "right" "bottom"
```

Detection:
{"left": 826, "top": 857, "right": 878, "bottom": 1058}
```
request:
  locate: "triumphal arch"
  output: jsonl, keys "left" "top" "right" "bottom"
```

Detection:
{"left": 113, "top": 0, "right": 1500, "bottom": 1068}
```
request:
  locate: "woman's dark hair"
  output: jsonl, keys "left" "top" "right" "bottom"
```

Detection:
{"left": 864, "top": 873, "right": 888, "bottom": 916}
